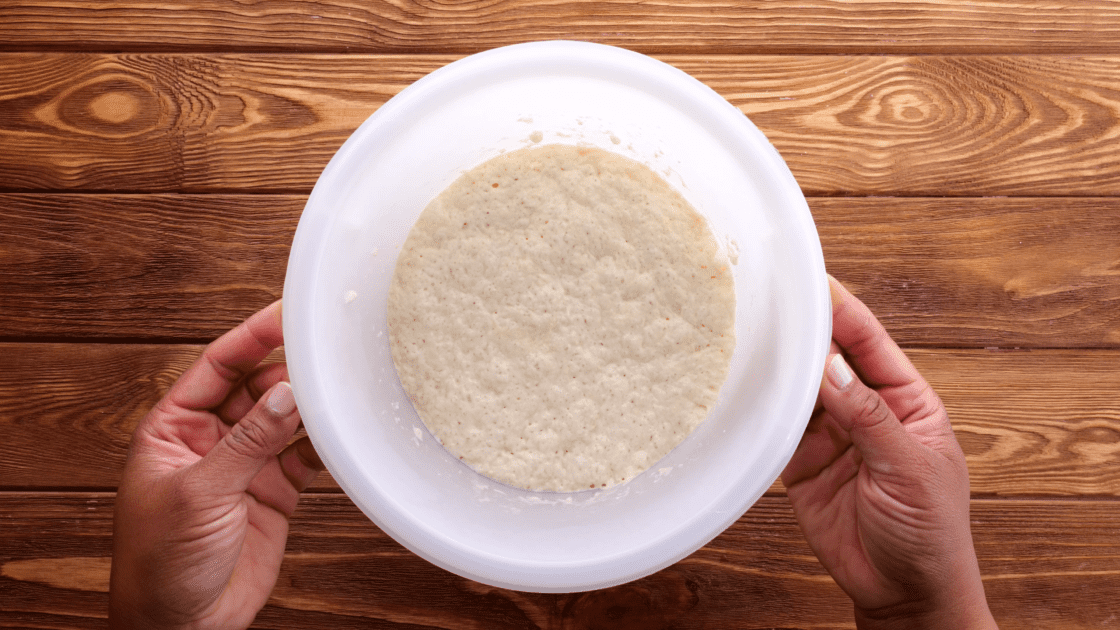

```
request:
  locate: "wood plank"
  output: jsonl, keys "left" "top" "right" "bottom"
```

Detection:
{"left": 933, "top": 350, "right": 1120, "bottom": 498}
{"left": 4, "top": 55, "right": 1120, "bottom": 196}
{"left": 0, "top": 342, "right": 341, "bottom": 491}
{"left": 1, "top": 493, "right": 1117, "bottom": 629}
{"left": 3, "top": 1, "right": 1120, "bottom": 55}
{"left": 4, "top": 194, "right": 1118, "bottom": 346}
{"left": 0, "top": 54, "right": 411, "bottom": 192}
{"left": 2, "top": 344, "right": 1119, "bottom": 498}
{"left": 0, "top": 194, "right": 297, "bottom": 340}
{"left": 815, "top": 197, "right": 1120, "bottom": 348}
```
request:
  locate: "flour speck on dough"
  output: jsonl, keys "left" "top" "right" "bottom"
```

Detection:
{"left": 387, "top": 145, "right": 735, "bottom": 492}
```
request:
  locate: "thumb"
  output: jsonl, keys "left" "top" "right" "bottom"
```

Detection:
{"left": 197, "top": 381, "right": 302, "bottom": 493}
{"left": 820, "top": 353, "right": 915, "bottom": 474}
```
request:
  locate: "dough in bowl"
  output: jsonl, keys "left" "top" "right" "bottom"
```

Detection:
{"left": 387, "top": 144, "right": 734, "bottom": 491}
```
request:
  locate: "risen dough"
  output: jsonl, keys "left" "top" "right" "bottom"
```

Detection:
{"left": 387, "top": 144, "right": 734, "bottom": 492}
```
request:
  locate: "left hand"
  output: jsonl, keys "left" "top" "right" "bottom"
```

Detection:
{"left": 110, "top": 301, "right": 325, "bottom": 630}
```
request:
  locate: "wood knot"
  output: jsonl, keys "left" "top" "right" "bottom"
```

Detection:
{"left": 877, "top": 88, "right": 941, "bottom": 127}
{"left": 88, "top": 92, "right": 139, "bottom": 124}
{"left": 38, "top": 75, "right": 164, "bottom": 139}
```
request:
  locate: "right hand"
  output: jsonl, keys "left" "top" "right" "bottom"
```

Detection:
{"left": 781, "top": 277, "right": 998, "bottom": 630}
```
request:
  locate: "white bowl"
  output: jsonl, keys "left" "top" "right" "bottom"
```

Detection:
{"left": 283, "top": 41, "right": 830, "bottom": 593}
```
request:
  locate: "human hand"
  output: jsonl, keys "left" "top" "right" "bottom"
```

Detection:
{"left": 781, "top": 277, "right": 997, "bottom": 630}
{"left": 110, "top": 301, "right": 325, "bottom": 630}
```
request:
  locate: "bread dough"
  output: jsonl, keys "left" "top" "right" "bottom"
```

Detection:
{"left": 387, "top": 145, "right": 735, "bottom": 492}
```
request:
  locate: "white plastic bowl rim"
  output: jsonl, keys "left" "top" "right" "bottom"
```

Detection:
{"left": 283, "top": 40, "right": 831, "bottom": 593}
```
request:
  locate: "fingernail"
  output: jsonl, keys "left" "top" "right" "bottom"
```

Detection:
{"left": 827, "top": 354, "right": 855, "bottom": 390}
{"left": 828, "top": 274, "right": 844, "bottom": 310}
{"left": 266, "top": 381, "right": 296, "bottom": 416}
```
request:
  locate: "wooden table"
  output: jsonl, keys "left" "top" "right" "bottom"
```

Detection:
{"left": 2, "top": 2, "right": 1119, "bottom": 628}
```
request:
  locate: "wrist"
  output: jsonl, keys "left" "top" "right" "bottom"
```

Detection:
{"left": 855, "top": 584, "right": 997, "bottom": 630}
{"left": 109, "top": 594, "right": 173, "bottom": 630}
{"left": 109, "top": 571, "right": 192, "bottom": 630}
{"left": 109, "top": 607, "right": 193, "bottom": 630}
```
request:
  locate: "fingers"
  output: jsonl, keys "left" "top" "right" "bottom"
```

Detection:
{"left": 194, "top": 381, "right": 302, "bottom": 494}
{"left": 819, "top": 353, "right": 916, "bottom": 475}
{"left": 813, "top": 340, "right": 842, "bottom": 413}
{"left": 279, "top": 437, "right": 325, "bottom": 492}
{"left": 215, "top": 362, "right": 289, "bottom": 425}
{"left": 828, "top": 277, "right": 922, "bottom": 390}
{"left": 782, "top": 407, "right": 848, "bottom": 488}
{"left": 168, "top": 300, "right": 284, "bottom": 412}
{"left": 829, "top": 276, "right": 951, "bottom": 429}
{"left": 241, "top": 436, "right": 324, "bottom": 518}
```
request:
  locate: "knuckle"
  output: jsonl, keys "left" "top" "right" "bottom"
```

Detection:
{"left": 912, "top": 380, "right": 941, "bottom": 407}
{"left": 226, "top": 415, "right": 275, "bottom": 458}
{"left": 925, "top": 386, "right": 948, "bottom": 419}
{"left": 852, "top": 387, "right": 894, "bottom": 427}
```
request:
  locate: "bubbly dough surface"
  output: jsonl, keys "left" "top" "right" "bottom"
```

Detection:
{"left": 387, "top": 145, "right": 734, "bottom": 491}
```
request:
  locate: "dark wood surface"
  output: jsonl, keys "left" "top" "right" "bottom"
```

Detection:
{"left": 3, "top": 195, "right": 1117, "bottom": 344}
{"left": 1, "top": 2, "right": 1119, "bottom": 628}
{"left": 4, "top": 1, "right": 1120, "bottom": 54}
{"left": 3, "top": 494, "right": 1119, "bottom": 629}
{"left": 5, "top": 344, "right": 1120, "bottom": 499}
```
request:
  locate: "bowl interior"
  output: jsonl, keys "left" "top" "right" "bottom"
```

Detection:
{"left": 283, "top": 41, "right": 830, "bottom": 592}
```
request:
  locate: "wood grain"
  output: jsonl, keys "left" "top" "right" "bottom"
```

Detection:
{"left": 815, "top": 197, "right": 1120, "bottom": 348}
{"left": 3, "top": 343, "right": 1118, "bottom": 497}
{"left": 5, "top": 55, "right": 1120, "bottom": 196}
{"left": 0, "top": 342, "right": 331, "bottom": 491}
{"left": 0, "top": 194, "right": 296, "bottom": 340}
{"left": 4, "top": 1, "right": 1120, "bottom": 55}
{"left": 1, "top": 493, "right": 1117, "bottom": 629}
{"left": 0, "top": 54, "right": 410, "bottom": 192}
{"left": 1, "top": 2, "right": 1116, "bottom": 629}
{"left": 935, "top": 349, "right": 1120, "bottom": 498}
{"left": 4, "top": 194, "right": 1118, "bottom": 346}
